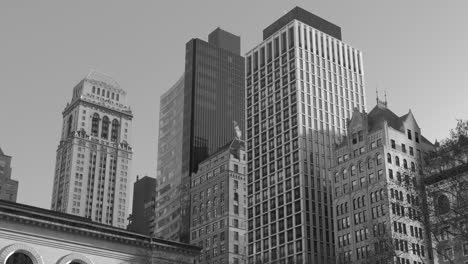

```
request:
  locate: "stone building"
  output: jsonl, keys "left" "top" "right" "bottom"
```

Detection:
{"left": 189, "top": 138, "right": 247, "bottom": 264}
{"left": 0, "top": 200, "right": 199, "bottom": 264}
{"left": 50, "top": 71, "right": 133, "bottom": 228}
{"left": 0, "top": 147, "right": 18, "bottom": 202}
{"left": 332, "top": 100, "right": 434, "bottom": 264}
{"left": 424, "top": 142, "right": 468, "bottom": 264}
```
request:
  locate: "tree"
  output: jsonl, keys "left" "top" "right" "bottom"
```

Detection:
{"left": 421, "top": 119, "right": 468, "bottom": 264}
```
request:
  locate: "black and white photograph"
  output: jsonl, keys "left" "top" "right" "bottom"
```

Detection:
{"left": 0, "top": 1, "right": 467, "bottom": 263}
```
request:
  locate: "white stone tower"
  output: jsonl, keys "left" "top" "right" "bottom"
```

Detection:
{"left": 51, "top": 71, "right": 133, "bottom": 228}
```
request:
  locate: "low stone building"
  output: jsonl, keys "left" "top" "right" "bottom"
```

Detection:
{"left": 0, "top": 200, "right": 199, "bottom": 264}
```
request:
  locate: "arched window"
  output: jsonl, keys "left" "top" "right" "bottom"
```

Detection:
{"left": 379, "top": 189, "right": 384, "bottom": 200}
{"left": 101, "top": 116, "right": 110, "bottom": 139}
{"left": 6, "top": 253, "right": 33, "bottom": 264}
{"left": 370, "top": 192, "right": 375, "bottom": 203}
{"left": 411, "top": 162, "right": 415, "bottom": 172}
{"left": 387, "top": 153, "right": 392, "bottom": 163}
{"left": 351, "top": 165, "right": 356, "bottom": 176}
{"left": 395, "top": 156, "right": 400, "bottom": 166}
{"left": 336, "top": 205, "right": 340, "bottom": 215}
{"left": 403, "top": 159, "right": 408, "bottom": 169}
{"left": 397, "top": 172, "right": 402, "bottom": 182}
{"left": 376, "top": 153, "right": 382, "bottom": 165}
{"left": 343, "top": 169, "right": 348, "bottom": 179}
{"left": 437, "top": 194, "right": 450, "bottom": 215}
{"left": 111, "top": 119, "right": 119, "bottom": 142}
{"left": 91, "top": 113, "right": 100, "bottom": 136}
{"left": 67, "top": 114, "right": 73, "bottom": 137}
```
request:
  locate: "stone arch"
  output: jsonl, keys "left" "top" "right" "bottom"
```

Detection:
{"left": 56, "top": 253, "right": 94, "bottom": 264}
{"left": 0, "top": 243, "right": 44, "bottom": 264}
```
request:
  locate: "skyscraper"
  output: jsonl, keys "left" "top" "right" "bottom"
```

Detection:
{"left": 50, "top": 71, "right": 133, "bottom": 228}
{"left": 244, "top": 7, "right": 366, "bottom": 263}
{"left": 155, "top": 28, "right": 245, "bottom": 242}
{"left": 128, "top": 175, "right": 156, "bottom": 235}
{"left": 332, "top": 101, "right": 434, "bottom": 264}
{"left": 0, "top": 147, "right": 18, "bottom": 202}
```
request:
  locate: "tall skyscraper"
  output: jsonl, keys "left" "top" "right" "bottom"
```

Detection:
{"left": 155, "top": 28, "right": 245, "bottom": 242}
{"left": 0, "top": 147, "right": 18, "bottom": 202}
{"left": 128, "top": 175, "right": 156, "bottom": 235}
{"left": 190, "top": 138, "right": 247, "bottom": 264}
{"left": 332, "top": 101, "right": 434, "bottom": 264}
{"left": 244, "top": 7, "right": 366, "bottom": 263}
{"left": 50, "top": 71, "right": 133, "bottom": 228}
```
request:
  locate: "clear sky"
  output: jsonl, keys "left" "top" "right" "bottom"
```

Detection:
{"left": 0, "top": 1, "right": 467, "bottom": 210}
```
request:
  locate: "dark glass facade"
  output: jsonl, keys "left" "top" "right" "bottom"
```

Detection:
{"left": 155, "top": 28, "right": 245, "bottom": 243}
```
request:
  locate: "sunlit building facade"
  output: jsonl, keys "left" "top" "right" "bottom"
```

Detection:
{"left": 245, "top": 7, "right": 366, "bottom": 263}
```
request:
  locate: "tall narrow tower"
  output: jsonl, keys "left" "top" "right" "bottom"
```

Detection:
{"left": 244, "top": 7, "right": 366, "bottom": 263}
{"left": 51, "top": 71, "right": 133, "bottom": 228}
{"left": 155, "top": 28, "right": 245, "bottom": 242}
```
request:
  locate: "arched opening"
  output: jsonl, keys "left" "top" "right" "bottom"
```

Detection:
{"left": 6, "top": 252, "right": 33, "bottom": 264}
{"left": 91, "top": 113, "right": 100, "bottom": 137}
{"left": 411, "top": 162, "right": 415, "bottom": 172}
{"left": 403, "top": 159, "right": 408, "bottom": 169}
{"left": 437, "top": 194, "right": 450, "bottom": 215}
{"left": 395, "top": 156, "right": 400, "bottom": 166}
{"left": 111, "top": 119, "right": 119, "bottom": 142}
{"left": 101, "top": 116, "right": 110, "bottom": 139}
{"left": 376, "top": 153, "right": 382, "bottom": 165}
{"left": 387, "top": 153, "right": 392, "bottom": 163}
{"left": 67, "top": 115, "right": 73, "bottom": 137}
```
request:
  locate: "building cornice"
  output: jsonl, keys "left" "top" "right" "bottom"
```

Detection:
{"left": 0, "top": 201, "right": 200, "bottom": 256}
{"left": 62, "top": 97, "right": 133, "bottom": 119}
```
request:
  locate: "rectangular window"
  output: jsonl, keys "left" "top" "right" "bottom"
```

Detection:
{"left": 407, "top": 129, "right": 412, "bottom": 140}
{"left": 415, "top": 132, "right": 420, "bottom": 143}
{"left": 402, "top": 144, "right": 406, "bottom": 153}
{"left": 391, "top": 140, "right": 396, "bottom": 149}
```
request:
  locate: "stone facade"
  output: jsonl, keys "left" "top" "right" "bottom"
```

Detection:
{"left": 0, "top": 200, "right": 199, "bottom": 264}
{"left": 332, "top": 101, "right": 434, "bottom": 264}
{"left": 189, "top": 139, "right": 247, "bottom": 264}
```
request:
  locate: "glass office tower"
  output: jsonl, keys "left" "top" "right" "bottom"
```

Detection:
{"left": 244, "top": 7, "right": 366, "bottom": 263}
{"left": 155, "top": 28, "right": 245, "bottom": 243}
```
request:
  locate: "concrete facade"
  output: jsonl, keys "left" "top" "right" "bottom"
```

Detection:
{"left": 190, "top": 139, "right": 247, "bottom": 264}
{"left": 0, "top": 200, "right": 199, "bottom": 264}
{"left": 128, "top": 176, "right": 156, "bottom": 235}
{"left": 245, "top": 6, "right": 366, "bottom": 263}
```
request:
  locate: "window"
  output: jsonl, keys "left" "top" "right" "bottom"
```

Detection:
{"left": 91, "top": 113, "right": 100, "bottom": 136}
{"left": 402, "top": 144, "right": 406, "bottom": 153}
{"left": 376, "top": 153, "right": 382, "bottom": 165}
{"left": 395, "top": 156, "right": 400, "bottom": 166}
{"left": 111, "top": 119, "right": 119, "bottom": 141}
{"left": 407, "top": 129, "right": 412, "bottom": 140}
{"left": 437, "top": 195, "right": 450, "bottom": 215}
{"left": 391, "top": 140, "right": 396, "bottom": 149}
{"left": 234, "top": 164, "right": 239, "bottom": 172}
{"left": 403, "top": 159, "right": 408, "bottom": 169}
{"left": 415, "top": 132, "right": 420, "bottom": 143}
{"left": 387, "top": 153, "right": 392, "bottom": 163}
{"left": 6, "top": 252, "right": 33, "bottom": 264}
{"left": 101, "top": 116, "right": 110, "bottom": 139}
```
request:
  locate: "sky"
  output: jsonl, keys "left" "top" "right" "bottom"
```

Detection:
{"left": 0, "top": 0, "right": 467, "bottom": 210}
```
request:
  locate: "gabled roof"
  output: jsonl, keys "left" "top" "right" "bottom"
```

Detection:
{"left": 367, "top": 104, "right": 404, "bottom": 132}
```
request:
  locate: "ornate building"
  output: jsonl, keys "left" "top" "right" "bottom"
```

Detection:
{"left": 0, "top": 200, "right": 199, "bottom": 264}
{"left": 189, "top": 138, "right": 247, "bottom": 264}
{"left": 332, "top": 100, "right": 434, "bottom": 264}
{"left": 50, "top": 71, "right": 133, "bottom": 228}
{"left": 424, "top": 141, "right": 468, "bottom": 264}
{"left": 0, "top": 147, "right": 18, "bottom": 202}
